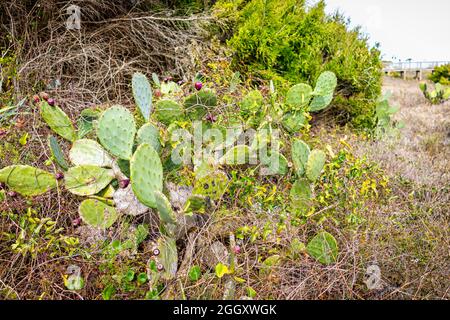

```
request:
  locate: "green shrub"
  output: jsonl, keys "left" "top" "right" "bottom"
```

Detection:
{"left": 214, "top": 0, "right": 382, "bottom": 129}
{"left": 428, "top": 64, "right": 450, "bottom": 85}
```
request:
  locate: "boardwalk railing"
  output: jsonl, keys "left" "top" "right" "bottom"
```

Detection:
{"left": 383, "top": 61, "right": 450, "bottom": 71}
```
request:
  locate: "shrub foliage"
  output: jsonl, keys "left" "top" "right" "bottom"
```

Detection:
{"left": 214, "top": 0, "right": 383, "bottom": 128}
{"left": 428, "top": 64, "right": 450, "bottom": 85}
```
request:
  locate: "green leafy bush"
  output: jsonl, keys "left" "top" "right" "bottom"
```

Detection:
{"left": 214, "top": 0, "right": 382, "bottom": 128}
{"left": 428, "top": 64, "right": 450, "bottom": 85}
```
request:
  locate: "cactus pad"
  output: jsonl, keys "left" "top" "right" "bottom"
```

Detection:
{"left": 286, "top": 84, "right": 312, "bottom": 109}
{"left": 136, "top": 123, "right": 161, "bottom": 152}
{"left": 0, "top": 165, "right": 57, "bottom": 196}
{"left": 313, "top": 71, "right": 337, "bottom": 96}
{"left": 97, "top": 105, "right": 136, "bottom": 160}
{"left": 309, "top": 93, "right": 334, "bottom": 112}
{"left": 306, "top": 231, "right": 338, "bottom": 265}
{"left": 260, "top": 151, "right": 289, "bottom": 175}
{"left": 48, "top": 136, "right": 69, "bottom": 171}
{"left": 240, "top": 90, "right": 263, "bottom": 116}
{"left": 184, "top": 89, "right": 217, "bottom": 120}
{"left": 306, "top": 149, "right": 326, "bottom": 182}
{"left": 290, "top": 178, "right": 312, "bottom": 211}
{"left": 193, "top": 170, "right": 228, "bottom": 201}
{"left": 147, "top": 236, "right": 178, "bottom": 282}
{"left": 132, "top": 72, "right": 153, "bottom": 122}
{"left": 291, "top": 139, "right": 310, "bottom": 176}
{"left": 154, "top": 100, "right": 184, "bottom": 125}
{"left": 281, "top": 111, "right": 307, "bottom": 133}
{"left": 40, "top": 101, "right": 77, "bottom": 142}
{"left": 130, "top": 143, "right": 163, "bottom": 208}
{"left": 69, "top": 139, "right": 113, "bottom": 167}
{"left": 154, "top": 191, "right": 177, "bottom": 225}
{"left": 65, "top": 165, "right": 115, "bottom": 196}
{"left": 79, "top": 199, "right": 118, "bottom": 229}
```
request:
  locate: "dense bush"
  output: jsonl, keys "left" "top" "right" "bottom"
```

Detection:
{"left": 214, "top": 0, "right": 383, "bottom": 128}
{"left": 428, "top": 64, "right": 450, "bottom": 85}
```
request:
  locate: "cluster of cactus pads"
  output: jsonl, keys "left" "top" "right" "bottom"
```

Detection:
{"left": 0, "top": 69, "right": 337, "bottom": 282}
{"left": 419, "top": 82, "right": 450, "bottom": 105}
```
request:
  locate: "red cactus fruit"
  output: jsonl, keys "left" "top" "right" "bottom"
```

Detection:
{"left": 119, "top": 179, "right": 130, "bottom": 189}
{"left": 194, "top": 82, "right": 203, "bottom": 91}
{"left": 32, "top": 95, "right": 40, "bottom": 104}
{"left": 40, "top": 92, "right": 49, "bottom": 101}
{"left": 55, "top": 172, "right": 64, "bottom": 180}
{"left": 157, "top": 264, "right": 164, "bottom": 271}
{"left": 47, "top": 98, "right": 56, "bottom": 106}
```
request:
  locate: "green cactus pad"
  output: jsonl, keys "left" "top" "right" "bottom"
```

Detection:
{"left": 65, "top": 165, "right": 115, "bottom": 196}
{"left": 260, "top": 151, "right": 289, "bottom": 175}
{"left": 219, "top": 145, "right": 250, "bottom": 165}
{"left": 309, "top": 93, "right": 334, "bottom": 112}
{"left": 290, "top": 178, "right": 312, "bottom": 211}
{"left": 291, "top": 139, "right": 310, "bottom": 176}
{"left": 48, "top": 136, "right": 69, "bottom": 171}
{"left": 152, "top": 73, "right": 161, "bottom": 88}
{"left": 193, "top": 170, "right": 228, "bottom": 200}
{"left": 154, "top": 100, "right": 184, "bottom": 126}
{"left": 69, "top": 139, "right": 113, "bottom": 167}
{"left": 136, "top": 123, "right": 161, "bottom": 152}
{"left": 184, "top": 89, "right": 217, "bottom": 120}
{"left": 97, "top": 105, "right": 136, "bottom": 160}
{"left": 40, "top": 101, "right": 77, "bottom": 142}
{"left": 281, "top": 111, "right": 307, "bottom": 133}
{"left": 306, "top": 231, "right": 338, "bottom": 265}
{"left": 130, "top": 143, "right": 163, "bottom": 208}
{"left": 132, "top": 72, "right": 153, "bottom": 122}
{"left": 313, "top": 71, "right": 337, "bottom": 96}
{"left": 286, "top": 84, "right": 312, "bottom": 109}
{"left": 147, "top": 236, "right": 178, "bottom": 282}
{"left": 154, "top": 191, "right": 176, "bottom": 225}
{"left": 79, "top": 199, "right": 118, "bottom": 229}
{"left": 306, "top": 150, "right": 326, "bottom": 182}
{"left": 0, "top": 165, "right": 57, "bottom": 196}
{"left": 240, "top": 90, "right": 263, "bottom": 115}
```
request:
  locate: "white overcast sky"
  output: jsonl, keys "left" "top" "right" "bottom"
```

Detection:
{"left": 320, "top": 0, "right": 450, "bottom": 62}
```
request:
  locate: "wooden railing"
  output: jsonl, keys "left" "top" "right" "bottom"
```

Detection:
{"left": 383, "top": 61, "right": 450, "bottom": 71}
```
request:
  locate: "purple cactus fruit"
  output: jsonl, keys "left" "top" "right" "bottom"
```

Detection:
{"left": 153, "top": 248, "right": 160, "bottom": 256}
{"left": 55, "top": 172, "right": 64, "bottom": 180}
{"left": 32, "top": 95, "right": 40, "bottom": 104}
{"left": 7, "top": 191, "right": 17, "bottom": 198}
{"left": 119, "top": 179, "right": 130, "bottom": 189}
{"left": 47, "top": 98, "right": 56, "bottom": 106}
{"left": 233, "top": 245, "right": 241, "bottom": 255}
{"left": 194, "top": 81, "right": 203, "bottom": 91}
{"left": 205, "top": 113, "right": 217, "bottom": 123}
{"left": 157, "top": 264, "right": 164, "bottom": 272}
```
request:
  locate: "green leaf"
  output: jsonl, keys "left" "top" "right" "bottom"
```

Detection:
{"left": 48, "top": 136, "right": 69, "bottom": 171}
{"left": 246, "top": 287, "right": 257, "bottom": 298}
{"left": 40, "top": 101, "right": 77, "bottom": 142}
{"left": 188, "top": 265, "right": 202, "bottom": 282}
{"left": 137, "top": 273, "right": 148, "bottom": 285}
{"left": 102, "top": 284, "right": 116, "bottom": 300}
{"left": 306, "top": 231, "right": 338, "bottom": 265}
{"left": 19, "top": 132, "right": 28, "bottom": 146}
{"left": 215, "top": 263, "right": 230, "bottom": 278}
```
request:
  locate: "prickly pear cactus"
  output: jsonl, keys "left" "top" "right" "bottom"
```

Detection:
{"left": 313, "top": 71, "right": 337, "bottom": 97}
{"left": 79, "top": 199, "right": 118, "bottom": 229}
{"left": 240, "top": 90, "right": 263, "bottom": 116}
{"left": 193, "top": 170, "right": 228, "bottom": 201}
{"left": 65, "top": 165, "right": 115, "bottom": 196}
{"left": 290, "top": 178, "right": 312, "bottom": 212}
{"left": 154, "top": 100, "right": 184, "bottom": 126}
{"left": 48, "top": 136, "right": 69, "bottom": 171}
{"left": 291, "top": 139, "right": 310, "bottom": 176}
{"left": 306, "top": 149, "right": 326, "bottom": 182}
{"left": 136, "top": 123, "right": 161, "bottom": 152}
{"left": 154, "top": 191, "right": 177, "bottom": 225}
{"left": 69, "top": 139, "right": 113, "bottom": 168}
{"left": 260, "top": 151, "right": 289, "bottom": 176}
{"left": 97, "top": 105, "right": 136, "bottom": 160}
{"left": 184, "top": 89, "right": 217, "bottom": 120}
{"left": 147, "top": 236, "right": 178, "bottom": 283}
{"left": 132, "top": 72, "right": 153, "bottom": 122}
{"left": 0, "top": 165, "right": 57, "bottom": 196}
{"left": 40, "top": 101, "right": 77, "bottom": 142}
{"left": 130, "top": 143, "right": 163, "bottom": 208}
{"left": 281, "top": 111, "right": 307, "bottom": 133}
{"left": 286, "top": 84, "right": 312, "bottom": 109}
{"left": 309, "top": 93, "right": 334, "bottom": 112}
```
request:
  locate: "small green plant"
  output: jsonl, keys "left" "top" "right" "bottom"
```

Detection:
{"left": 428, "top": 64, "right": 450, "bottom": 85}
{"left": 420, "top": 82, "right": 450, "bottom": 104}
